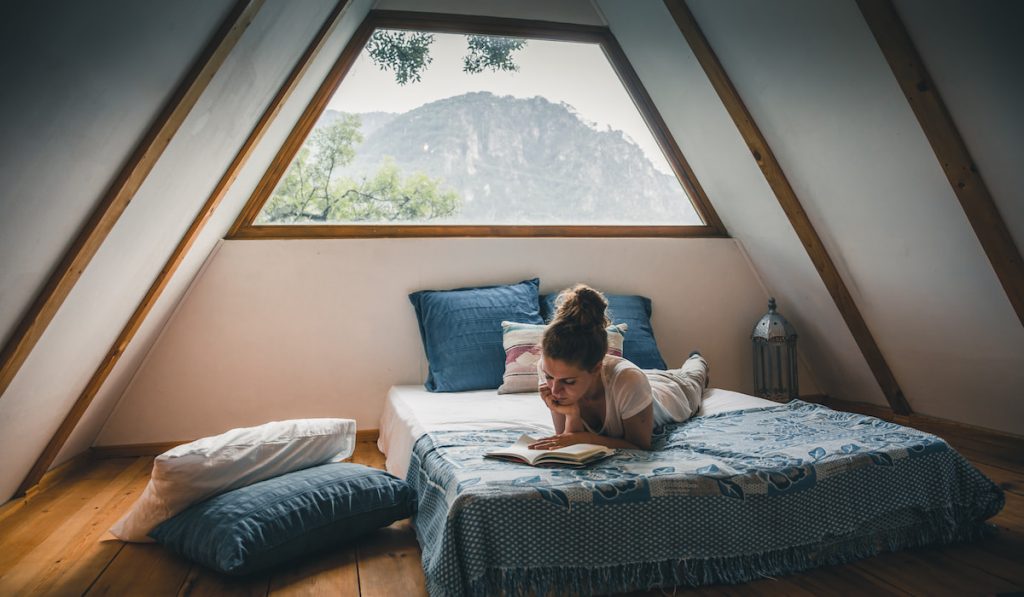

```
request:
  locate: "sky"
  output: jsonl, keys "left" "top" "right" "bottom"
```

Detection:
{"left": 327, "top": 31, "right": 675, "bottom": 174}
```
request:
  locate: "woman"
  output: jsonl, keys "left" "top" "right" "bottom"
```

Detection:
{"left": 529, "top": 284, "right": 708, "bottom": 451}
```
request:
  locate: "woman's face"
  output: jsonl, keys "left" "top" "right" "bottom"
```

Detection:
{"left": 540, "top": 357, "right": 601, "bottom": 405}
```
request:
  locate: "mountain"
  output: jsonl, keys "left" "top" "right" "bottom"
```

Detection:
{"left": 318, "top": 110, "right": 398, "bottom": 140}
{"left": 321, "top": 92, "right": 700, "bottom": 224}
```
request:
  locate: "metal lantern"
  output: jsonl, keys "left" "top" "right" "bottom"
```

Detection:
{"left": 752, "top": 297, "right": 798, "bottom": 402}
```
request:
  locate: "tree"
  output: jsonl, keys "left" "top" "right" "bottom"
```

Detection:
{"left": 366, "top": 31, "right": 527, "bottom": 85}
{"left": 331, "top": 158, "right": 459, "bottom": 221}
{"left": 462, "top": 35, "right": 526, "bottom": 74}
{"left": 258, "top": 115, "right": 460, "bottom": 223}
{"left": 365, "top": 31, "right": 435, "bottom": 85}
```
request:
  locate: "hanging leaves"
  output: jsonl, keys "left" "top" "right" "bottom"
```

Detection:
{"left": 366, "top": 30, "right": 436, "bottom": 85}
{"left": 463, "top": 35, "right": 527, "bottom": 74}
{"left": 366, "top": 30, "right": 528, "bottom": 85}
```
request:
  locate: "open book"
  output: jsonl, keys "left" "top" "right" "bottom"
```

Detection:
{"left": 484, "top": 434, "right": 614, "bottom": 467}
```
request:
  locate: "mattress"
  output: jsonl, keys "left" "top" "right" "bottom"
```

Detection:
{"left": 378, "top": 385, "right": 775, "bottom": 479}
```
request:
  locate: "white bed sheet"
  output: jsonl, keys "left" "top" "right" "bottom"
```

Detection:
{"left": 378, "top": 386, "right": 776, "bottom": 478}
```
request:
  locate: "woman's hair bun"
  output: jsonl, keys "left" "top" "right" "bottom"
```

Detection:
{"left": 553, "top": 284, "right": 610, "bottom": 330}
{"left": 543, "top": 284, "right": 611, "bottom": 370}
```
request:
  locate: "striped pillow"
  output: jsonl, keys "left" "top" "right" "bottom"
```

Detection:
{"left": 497, "top": 321, "right": 627, "bottom": 394}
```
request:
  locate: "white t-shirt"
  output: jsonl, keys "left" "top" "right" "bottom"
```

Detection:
{"left": 539, "top": 355, "right": 683, "bottom": 439}
{"left": 594, "top": 356, "right": 650, "bottom": 437}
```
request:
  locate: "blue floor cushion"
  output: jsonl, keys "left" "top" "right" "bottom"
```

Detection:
{"left": 150, "top": 462, "right": 415, "bottom": 576}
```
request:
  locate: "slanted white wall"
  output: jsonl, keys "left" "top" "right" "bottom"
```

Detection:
{"left": 98, "top": 0, "right": 820, "bottom": 446}
{"left": 895, "top": 0, "right": 1024, "bottom": 251}
{"left": 97, "top": 238, "right": 813, "bottom": 444}
{"left": 0, "top": 0, "right": 374, "bottom": 502}
{"left": 598, "top": 0, "right": 889, "bottom": 412}
{"left": 602, "top": 0, "right": 1024, "bottom": 434}
{"left": 0, "top": 0, "right": 234, "bottom": 352}
{"left": 56, "top": 0, "right": 375, "bottom": 466}
{"left": 0, "top": 0, "right": 231, "bottom": 502}
{"left": 3, "top": 0, "right": 1021, "bottom": 504}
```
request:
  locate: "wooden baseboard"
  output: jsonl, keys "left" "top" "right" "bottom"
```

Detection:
{"left": 0, "top": 494, "right": 25, "bottom": 525}
{"left": 91, "top": 441, "right": 190, "bottom": 458}
{"left": 357, "top": 428, "right": 379, "bottom": 442}
{"left": 90, "top": 429, "right": 381, "bottom": 459}
{"left": 0, "top": 491, "right": 28, "bottom": 525}
{"left": 28, "top": 450, "right": 95, "bottom": 497}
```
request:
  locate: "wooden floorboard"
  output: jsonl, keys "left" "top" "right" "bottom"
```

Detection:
{"left": 355, "top": 519, "right": 427, "bottom": 597}
{"left": 784, "top": 563, "right": 910, "bottom": 596}
{"left": 850, "top": 546, "right": 1022, "bottom": 595}
{"left": 266, "top": 547, "right": 359, "bottom": 596}
{"left": 177, "top": 564, "right": 271, "bottom": 597}
{"left": 87, "top": 542, "right": 193, "bottom": 595}
{"left": 0, "top": 458, "right": 130, "bottom": 581}
{"left": 18, "top": 457, "right": 152, "bottom": 596}
{"left": 975, "top": 461, "right": 1024, "bottom": 497}
{"left": 0, "top": 439, "right": 1021, "bottom": 596}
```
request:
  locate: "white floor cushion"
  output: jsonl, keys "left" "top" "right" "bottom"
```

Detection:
{"left": 109, "top": 418, "right": 356, "bottom": 542}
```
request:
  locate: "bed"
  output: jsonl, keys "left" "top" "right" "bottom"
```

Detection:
{"left": 378, "top": 386, "right": 1004, "bottom": 597}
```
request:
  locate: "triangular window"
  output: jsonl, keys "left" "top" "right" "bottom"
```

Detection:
{"left": 231, "top": 11, "right": 724, "bottom": 237}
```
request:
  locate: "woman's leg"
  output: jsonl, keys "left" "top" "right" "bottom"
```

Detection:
{"left": 677, "top": 352, "right": 710, "bottom": 390}
{"left": 646, "top": 354, "right": 709, "bottom": 423}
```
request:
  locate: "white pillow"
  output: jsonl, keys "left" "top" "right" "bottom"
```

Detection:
{"left": 497, "top": 321, "right": 627, "bottom": 394}
{"left": 109, "top": 418, "right": 356, "bottom": 542}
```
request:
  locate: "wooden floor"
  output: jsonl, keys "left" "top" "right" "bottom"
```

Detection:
{"left": 1, "top": 436, "right": 1022, "bottom": 596}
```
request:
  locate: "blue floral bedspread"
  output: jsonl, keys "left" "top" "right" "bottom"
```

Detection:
{"left": 406, "top": 400, "right": 1004, "bottom": 597}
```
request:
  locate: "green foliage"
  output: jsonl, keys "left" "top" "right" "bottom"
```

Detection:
{"left": 365, "top": 30, "right": 527, "bottom": 85}
{"left": 463, "top": 35, "right": 526, "bottom": 74}
{"left": 258, "top": 114, "right": 460, "bottom": 223}
{"left": 331, "top": 158, "right": 459, "bottom": 221}
{"left": 366, "top": 31, "right": 435, "bottom": 85}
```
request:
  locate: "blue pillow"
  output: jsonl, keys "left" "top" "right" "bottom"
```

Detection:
{"left": 541, "top": 293, "right": 667, "bottom": 369}
{"left": 150, "top": 463, "right": 415, "bottom": 576}
{"left": 410, "top": 278, "right": 543, "bottom": 392}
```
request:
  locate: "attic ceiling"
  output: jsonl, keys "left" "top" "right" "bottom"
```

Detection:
{"left": 0, "top": 0, "right": 1020, "bottom": 504}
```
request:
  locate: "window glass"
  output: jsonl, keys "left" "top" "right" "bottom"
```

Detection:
{"left": 255, "top": 29, "right": 703, "bottom": 226}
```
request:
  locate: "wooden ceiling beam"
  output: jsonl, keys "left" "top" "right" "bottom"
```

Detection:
{"left": 857, "top": 0, "right": 1024, "bottom": 329}
{"left": 15, "top": 0, "right": 354, "bottom": 498}
{"left": 0, "top": 0, "right": 263, "bottom": 401}
{"left": 664, "top": 0, "right": 912, "bottom": 414}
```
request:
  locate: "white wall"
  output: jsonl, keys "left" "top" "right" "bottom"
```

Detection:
{"left": 97, "top": 238, "right": 813, "bottom": 444}
{"left": 54, "top": 0, "right": 378, "bottom": 466}
{"left": 55, "top": 0, "right": 375, "bottom": 466}
{"left": 608, "top": 0, "right": 1024, "bottom": 433}
{"left": 895, "top": 0, "right": 1024, "bottom": 253}
{"left": 91, "top": 0, "right": 1024, "bottom": 447}
{"left": 598, "top": 0, "right": 889, "bottom": 407}
{"left": 0, "top": 0, "right": 375, "bottom": 502}
{"left": 692, "top": 0, "right": 1024, "bottom": 433}
{"left": 3, "top": 0, "right": 1021, "bottom": 504}
{"left": 60, "top": 0, "right": 609, "bottom": 459}
{"left": 0, "top": 0, "right": 234, "bottom": 351}
{"left": 0, "top": 0, "right": 230, "bottom": 501}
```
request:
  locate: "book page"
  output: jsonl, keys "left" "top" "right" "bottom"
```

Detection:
{"left": 485, "top": 434, "right": 613, "bottom": 465}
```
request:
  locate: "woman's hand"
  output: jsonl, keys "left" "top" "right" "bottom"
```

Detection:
{"left": 539, "top": 384, "right": 579, "bottom": 417}
{"left": 528, "top": 431, "right": 599, "bottom": 450}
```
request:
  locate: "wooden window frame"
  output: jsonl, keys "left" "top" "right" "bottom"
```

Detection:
{"left": 228, "top": 10, "right": 727, "bottom": 239}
